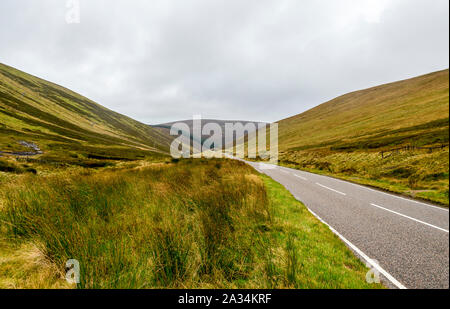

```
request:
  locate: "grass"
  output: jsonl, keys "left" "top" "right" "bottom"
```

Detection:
{"left": 0, "top": 242, "right": 71, "bottom": 289}
{"left": 0, "top": 158, "right": 381, "bottom": 289}
{"left": 0, "top": 157, "right": 37, "bottom": 174}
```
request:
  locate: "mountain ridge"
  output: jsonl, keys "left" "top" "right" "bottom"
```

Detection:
{"left": 276, "top": 69, "right": 449, "bottom": 152}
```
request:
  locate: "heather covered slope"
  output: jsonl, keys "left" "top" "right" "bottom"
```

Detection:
{"left": 0, "top": 63, "right": 171, "bottom": 157}
{"left": 278, "top": 69, "right": 449, "bottom": 152}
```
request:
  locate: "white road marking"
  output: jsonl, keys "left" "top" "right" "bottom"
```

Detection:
{"left": 314, "top": 173, "right": 449, "bottom": 212}
{"left": 370, "top": 203, "right": 449, "bottom": 233}
{"left": 306, "top": 207, "right": 407, "bottom": 289}
{"left": 316, "top": 183, "right": 347, "bottom": 196}
{"left": 272, "top": 164, "right": 448, "bottom": 212}
{"left": 351, "top": 183, "right": 449, "bottom": 212}
{"left": 294, "top": 174, "right": 307, "bottom": 180}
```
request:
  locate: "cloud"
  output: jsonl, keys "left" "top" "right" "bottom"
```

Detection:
{"left": 0, "top": 0, "right": 448, "bottom": 124}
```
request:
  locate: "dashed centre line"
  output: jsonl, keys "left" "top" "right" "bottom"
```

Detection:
{"left": 294, "top": 174, "right": 307, "bottom": 180}
{"left": 316, "top": 183, "right": 347, "bottom": 196}
{"left": 370, "top": 203, "right": 449, "bottom": 233}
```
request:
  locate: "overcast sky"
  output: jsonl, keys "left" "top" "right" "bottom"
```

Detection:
{"left": 0, "top": 0, "right": 448, "bottom": 124}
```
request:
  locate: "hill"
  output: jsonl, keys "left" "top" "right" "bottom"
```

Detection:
{"left": 274, "top": 69, "right": 449, "bottom": 205}
{"left": 278, "top": 69, "right": 449, "bottom": 152}
{"left": 153, "top": 119, "right": 265, "bottom": 151}
{"left": 0, "top": 63, "right": 171, "bottom": 162}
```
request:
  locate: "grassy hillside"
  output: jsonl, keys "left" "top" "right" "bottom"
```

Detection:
{"left": 275, "top": 70, "right": 449, "bottom": 205}
{"left": 0, "top": 63, "right": 171, "bottom": 162}
{"left": 0, "top": 159, "right": 382, "bottom": 289}
{"left": 278, "top": 70, "right": 448, "bottom": 151}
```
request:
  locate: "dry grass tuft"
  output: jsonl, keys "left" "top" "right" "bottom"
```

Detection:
{"left": 0, "top": 241, "right": 72, "bottom": 289}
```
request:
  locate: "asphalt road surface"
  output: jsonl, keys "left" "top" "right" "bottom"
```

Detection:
{"left": 245, "top": 160, "right": 449, "bottom": 289}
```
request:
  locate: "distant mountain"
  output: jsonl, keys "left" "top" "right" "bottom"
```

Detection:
{"left": 153, "top": 119, "right": 266, "bottom": 150}
{"left": 0, "top": 63, "right": 171, "bottom": 157}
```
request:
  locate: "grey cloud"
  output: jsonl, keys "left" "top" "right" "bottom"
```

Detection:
{"left": 0, "top": 0, "right": 448, "bottom": 124}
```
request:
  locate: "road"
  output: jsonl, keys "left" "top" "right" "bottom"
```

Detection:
{"left": 245, "top": 160, "right": 449, "bottom": 289}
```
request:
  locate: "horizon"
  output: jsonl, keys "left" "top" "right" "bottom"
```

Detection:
{"left": 1, "top": 60, "right": 448, "bottom": 126}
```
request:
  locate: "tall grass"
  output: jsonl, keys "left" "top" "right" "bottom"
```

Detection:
{"left": 1, "top": 159, "right": 381, "bottom": 289}
{"left": 1, "top": 159, "right": 270, "bottom": 288}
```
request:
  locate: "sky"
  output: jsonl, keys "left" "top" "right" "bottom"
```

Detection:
{"left": 0, "top": 0, "right": 448, "bottom": 124}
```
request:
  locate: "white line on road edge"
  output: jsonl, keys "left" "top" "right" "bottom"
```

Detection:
{"left": 370, "top": 203, "right": 449, "bottom": 233}
{"left": 316, "top": 183, "right": 347, "bottom": 196}
{"left": 306, "top": 207, "right": 407, "bottom": 289}
{"left": 294, "top": 174, "right": 307, "bottom": 180}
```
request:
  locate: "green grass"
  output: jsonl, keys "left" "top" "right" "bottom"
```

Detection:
{"left": 0, "top": 159, "right": 269, "bottom": 288}
{"left": 0, "top": 159, "right": 381, "bottom": 289}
